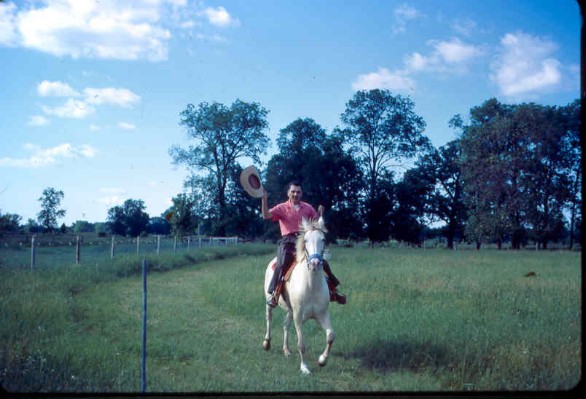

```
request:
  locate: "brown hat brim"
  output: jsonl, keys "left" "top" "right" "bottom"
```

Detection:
{"left": 240, "top": 165, "right": 264, "bottom": 198}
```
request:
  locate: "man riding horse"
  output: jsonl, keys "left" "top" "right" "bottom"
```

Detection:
{"left": 261, "top": 181, "right": 346, "bottom": 307}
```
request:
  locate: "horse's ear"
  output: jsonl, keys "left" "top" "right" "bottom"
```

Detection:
{"left": 318, "top": 216, "right": 325, "bottom": 229}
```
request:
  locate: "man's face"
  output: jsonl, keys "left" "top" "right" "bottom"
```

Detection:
{"left": 288, "top": 185, "right": 302, "bottom": 204}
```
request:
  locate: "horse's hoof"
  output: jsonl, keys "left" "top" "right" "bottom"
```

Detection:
{"left": 283, "top": 348, "right": 292, "bottom": 357}
{"left": 263, "top": 339, "right": 271, "bottom": 351}
{"left": 300, "top": 364, "right": 311, "bottom": 375}
{"left": 318, "top": 355, "right": 327, "bottom": 367}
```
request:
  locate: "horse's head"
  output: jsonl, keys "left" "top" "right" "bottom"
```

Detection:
{"left": 297, "top": 217, "right": 327, "bottom": 271}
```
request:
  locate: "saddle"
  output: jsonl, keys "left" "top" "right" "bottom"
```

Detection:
{"left": 270, "top": 257, "right": 338, "bottom": 303}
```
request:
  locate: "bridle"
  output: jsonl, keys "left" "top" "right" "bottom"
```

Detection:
{"left": 304, "top": 229, "right": 326, "bottom": 271}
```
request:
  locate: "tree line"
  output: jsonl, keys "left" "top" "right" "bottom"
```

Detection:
{"left": 0, "top": 90, "right": 581, "bottom": 249}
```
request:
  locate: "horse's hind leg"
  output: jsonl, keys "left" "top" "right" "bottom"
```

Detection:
{"left": 283, "top": 310, "right": 292, "bottom": 357}
{"left": 263, "top": 304, "right": 272, "bottom": 351}
{"left": 317, "top": 312, "right": 335, "bottom": 367}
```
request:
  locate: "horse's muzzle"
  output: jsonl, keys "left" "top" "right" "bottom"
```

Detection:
{"left": 307, "top": 253, "right": 324, "bottom": 271}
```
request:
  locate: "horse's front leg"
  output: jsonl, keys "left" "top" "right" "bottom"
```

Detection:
{"left": 294, "top": 314, "right": 310, "bottom": 374}
{"left": 263, "top": 304, "right": 272, "bottom": 351}
{"left": 317, "top": 312, "right": 335, "bottom": 367}
{"left": 283, "top": 310, "right": 292, "bottom": 357}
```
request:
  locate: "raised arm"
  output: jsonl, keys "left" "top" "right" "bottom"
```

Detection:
{"left": 261, "top": 189, "right": 272, "bottom": 220}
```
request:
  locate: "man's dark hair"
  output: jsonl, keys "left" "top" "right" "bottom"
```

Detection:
{"left": 287, "top": 180, "right": 302, "bottom": 191}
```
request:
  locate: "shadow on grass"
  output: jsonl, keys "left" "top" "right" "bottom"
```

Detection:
{"left": 347, "top": 338, "right": 455, "bottom": 373}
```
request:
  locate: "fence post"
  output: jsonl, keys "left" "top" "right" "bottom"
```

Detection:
{"left": 187, "top": 236, "right": 191, "bottom": 251}
{"left": 157, "top": 235, "right": 161, "bottom": 255}
{"left": 199, "top": 236, "right": 201, "bottom": 248}
{"left": 111, "top": 236, "right": 115, "bottom": 259}
{"left": 174, "top": 235, "right": 177, "bottom": 253}
{"left": 30, "top": 235, "right": 36, "bottom": 269}
{"left": 136, "top": 235, "right": 141, "bottom": 255}
{"left": 76, "top": 235, "right": 81, "bottom": 265}
{"left": 141, "top": 257, "right": 147, "bottom": 393}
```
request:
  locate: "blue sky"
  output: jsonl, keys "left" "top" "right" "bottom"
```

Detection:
{"left": 0, "top": 0, "right": 580, "bottom": 226}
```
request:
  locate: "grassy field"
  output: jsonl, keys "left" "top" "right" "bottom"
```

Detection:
{"left": 0, "top": 244, "right": 581, "bottom": 393}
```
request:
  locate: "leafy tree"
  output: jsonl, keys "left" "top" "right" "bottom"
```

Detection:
{"left": 265, "top": 118, "right": 364, "bottom": 241}
{"left": 170, "top": 99, "right": 270, "bottom": 235}
{"left": 37, "top": 187, "right": 66, "bottom": 233}
{"left": 147, "top": 217, "right": 171, "bottom": 235}
{"left": 391, "top": 165, "right": 434, "bottom": 245}
{"left": 107, "top": 205, "right": 126, "bottom": 236}
{"left": 223, "top": 164, "right": 265, "bottom": 239}
{"left": 25, "top": 218, "right": 43, "bottom": 234}
{"left": 559, "top": 99, "right": 581, "bottom": 249}
{"left": 0, "top": 211, "right": 21, "bottom": 234}
{"left": 107, "top": 199, "right": 150, "bottom": 237}
{"left": 164, "top": 193, "right": 199, "bottom": 237}
{"left": 339, "top": 89, "right": 429, "bottom": 242}
{"left": 460, "top": 98, "right": 580, "bottom": 249}
{"left": 72, "top": 220, "right": 94, "bottom": 233}
{"left": 414, "top": 138, "right": 466, "bottom": 249}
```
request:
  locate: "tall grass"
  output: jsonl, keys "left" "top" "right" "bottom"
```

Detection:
{"left": 0, "top": 246, "right": 580, "bottom": 392}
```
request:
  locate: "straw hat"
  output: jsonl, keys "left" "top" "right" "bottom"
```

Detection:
{"left": 240, "top": 165, "right": 264, "bottom": 198}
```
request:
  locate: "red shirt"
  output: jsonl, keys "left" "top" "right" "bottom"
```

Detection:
{"left": 270, "top": 200, "right": 318, "bottom": 236}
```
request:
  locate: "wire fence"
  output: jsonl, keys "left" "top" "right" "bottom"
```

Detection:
{"left": 0, "top": 233, "right": 240, "bottom": 269}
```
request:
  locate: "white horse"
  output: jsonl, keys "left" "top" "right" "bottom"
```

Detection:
{"left": 263, "top": 217, "right": 335, "bottom": 375}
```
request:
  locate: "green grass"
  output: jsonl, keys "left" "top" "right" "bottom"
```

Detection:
{"left": 0, "top": 246, "right": 581, "bottom": 392}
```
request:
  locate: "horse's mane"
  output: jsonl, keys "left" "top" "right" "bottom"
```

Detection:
{"left": 296, "top": 219, "right": 328, "bottom": 263}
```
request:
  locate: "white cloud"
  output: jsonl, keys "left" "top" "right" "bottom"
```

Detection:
{"left": 202, "top": 6, "right": 240, "bottom": 28}
{"left": 96, "top": 195, "right": 125, "bottom": 207}
{"left": 0, "top": 2, "right": 18, "bottom": 46}
{"left": 97, "top": 188, "right": 126, "bottom": 207}
{"left": 38, "top": 80, "right": 80, "bottom": 97}
{"left": 27, "top": 115, "right": 50, "bottom": 127}
{"left": 352, "top": 67, "right": 415, "bottom": 92}
{"left": 434, "top": 38, "right": 483, "bottom": 63}
{"left": 42, "top": 98, "right": 96, "bottom": 119}
{"left": 404, "top": 38, "right": 484, "bottom": 73}
{"left": 392, "top": 4, "right": 423, "bottom": 35}
{"left": 353, "top": 38, "right": 483, "bottom": 92}
{"left": 118, "top": 122, "right": 136, "bottom": 130}
{"left": 2, "top": 1, "right": 237, "bottom": 60}
{"left": 84, "top": 87, "right": 141, "bottom": 107}
{"left": 36, "top": 81, "right": 141, "bottom": 120}
{"left": 490, "top": 32, "right": 562, "bottom": 98}
{"left": 0, "top": 142, "right": 97, "bottom": 168}
{"left": 4, "top": 0, "right": 185, "bottom": 62}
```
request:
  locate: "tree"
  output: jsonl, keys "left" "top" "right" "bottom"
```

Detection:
{"left": 339, "top": 89, "right": 429, "bottom": 242}
{"left": 164, "top": 193, "right": 199, "bottom": 237}
{"left": 107, "top": 205, "right": 126, "bottom": 236}
{"left": 460, "top": 99, "right": 520, "bottom": 249}
{"left": 72, "top": 220, "right": 94, "bottom": 233}
{"left": 391, "top": 163, "right": 434, "bottom": 245}
{"left": 0, "top": 211, "right": 21, "bottom": 235}
{"left": 107, "top": 199, "right": 150, "bottom": 237}
{"left": 147, "top": 217, "right": 171, "bottom": 235}
{"left": 414, "top": 138, "right": 466, "bottom": 249}
{"left": 169, "top": 99, "right": 270, "bottom": 236}
{"left": 265, "top": 118, "right": 364, "bottom": 241}
{"left": 37, "top": 187, "right": 66, "bottom": 233}
{"left": 559, "top": 99, "right": 581, "bottom": 249}
{"left": 460, "top": 98, "right": 580, "bottom": 249}
{"left": 223, "top": 164, "right": 265, "bottom": 239}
